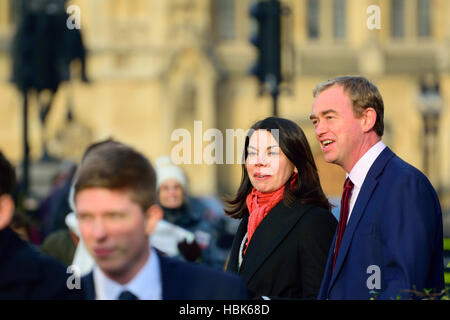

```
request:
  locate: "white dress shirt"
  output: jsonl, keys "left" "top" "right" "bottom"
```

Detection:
{"left": 93, "top": 247, "right": 162, "bottom": 300}
{"left": 346, "top": 140, "right": 386, "bottom": 223}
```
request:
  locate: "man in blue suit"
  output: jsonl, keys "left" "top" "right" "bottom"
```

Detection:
{"left": 310, "top": 76, "right": 444, "bottom": 299}
{"left": 74, "top": 141, "right": 248, "bottom": 300}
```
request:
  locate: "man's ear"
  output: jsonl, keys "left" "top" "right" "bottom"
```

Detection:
{"left": 0, "top": 195, "right": 15, "bottom": 230}
{"left": 144, "top": 204, "right": 163, "bottom": 236}
{"left": 361, "top": 107, "right": 377, "bottom": 133}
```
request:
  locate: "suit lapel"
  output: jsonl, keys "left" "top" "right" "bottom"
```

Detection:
{"left": 318, "top": 229, "right": 337, "bottom": 299}
{"left": 328, "top": 175, "right": 378, "bottom": 292}
{"left": 240, "top": 201, "right": 313, "bottom": 284}
{"left": 327, "top": 147, "right": 395, "bottom": 296}
{"left": 227, "top": 215, "right": 249, "bottom": 273}
{"left": 159, "top": 254, "right": 179, "bottom": 300}
{"left": 81, "top": 272, "right": 96, "bottom": 300}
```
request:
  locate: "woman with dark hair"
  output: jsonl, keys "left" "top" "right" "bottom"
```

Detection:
{"left": 225, "top": 117, "right": 337, "bottom": 299}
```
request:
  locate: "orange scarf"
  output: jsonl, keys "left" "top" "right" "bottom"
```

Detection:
{"left": 244, "top": 173, "right": 297, "bottom": 254}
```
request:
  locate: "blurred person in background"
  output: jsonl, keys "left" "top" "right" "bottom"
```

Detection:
{"left": 0, "top": 150, "right": 82, "bottom": 299}
{"left": 37, "top": 161, "right": 77, "bottom": 239}
{"left": 40, "top": 211, "right": 79, "bottom": 267}
{"left": 10, "top": 210, "right": 34, "bottom": 243}
{"left": 75, "top": 141, "right": 248, "bottom": 299}
{"left": 155, "top": 156, "right": 230, "bottom": 269}
{"left": 225, "top": 117, "right": 337, "bottom": 299}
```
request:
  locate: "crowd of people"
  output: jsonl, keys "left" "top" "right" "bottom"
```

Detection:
{"left": 0, "top": 75, "right": 445, "bottom": 300}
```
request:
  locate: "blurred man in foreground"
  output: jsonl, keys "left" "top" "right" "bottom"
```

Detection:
{"left": 75, "top": 141, "right": 248, "bottom": 299}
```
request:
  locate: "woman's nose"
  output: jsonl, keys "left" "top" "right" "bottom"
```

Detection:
{"left": 255, "top": 153, "right": 268, "bottom": 166}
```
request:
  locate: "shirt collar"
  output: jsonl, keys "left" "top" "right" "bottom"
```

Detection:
{"left": 126, "top": 248, "right": 161, "bottom": 300}
{"left": 93, "top": 247, "right": 161, "bottom": 300}
{"left": 347, "top": 140, "right": 386, "bottom": 188}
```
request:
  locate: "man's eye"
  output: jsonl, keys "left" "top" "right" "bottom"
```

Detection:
{"left": 107, "top": 213, "right": 125, "bottom": 219}
{"left": 78, "top": 214, "right": 92, "bottom": 221}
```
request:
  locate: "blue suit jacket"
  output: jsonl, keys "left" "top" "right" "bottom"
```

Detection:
{"left": 318, "top": 147, "right": 444, "bottom": 300}
{"left": 82, "top": 251, "right": 248, "bottom": 300}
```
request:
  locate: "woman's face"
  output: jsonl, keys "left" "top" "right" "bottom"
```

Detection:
{"left": 158, "top": 179, "right": 184, "bottom": 208}
{"left": 246, "top": 129, "right": 295, "bottom": 193}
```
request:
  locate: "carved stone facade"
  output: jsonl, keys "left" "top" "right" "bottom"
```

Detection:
{"left": 0, "top": 0, "right": 449, "bottom": 221}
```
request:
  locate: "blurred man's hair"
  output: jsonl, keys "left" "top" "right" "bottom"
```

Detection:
{"left": 81, "top": 138, "right": 122, "bottom": 161}
{"left": 0, "top": 151, "right": 16, "bottom": 197}
{"left": 74, "top": 142, "right": 157, "bottom": 211}
{"left": 313, "top": 75, "right": 384, "bottom": 137}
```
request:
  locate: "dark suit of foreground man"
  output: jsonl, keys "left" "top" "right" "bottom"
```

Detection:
{"left": 310, "top": 76, "right": 444, "bottom": 299}
{"left": 82, "top": 252, "right": 247, "bottom": 300}
{"left": 74, "top": 141, "right": 248, "bottom": 300}
{"left": 0, "top": 151, "right": 81, "bottom": 299}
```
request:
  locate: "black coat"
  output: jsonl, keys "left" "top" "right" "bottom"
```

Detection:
{"left": 82, "top": 252, "right": 249, "bottom": 300}
{"left": 0, "top": 227, "right": 83, "bottom": 299}
{"left": 227, "top": 201, "right": 337, "bottom": 299}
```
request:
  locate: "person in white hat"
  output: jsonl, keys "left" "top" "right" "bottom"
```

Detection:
{"left": 155, "top": 156, "right": 187, "bottom": 210}
{"left": 155, "top": 156, "right": 229, "bottom": 269}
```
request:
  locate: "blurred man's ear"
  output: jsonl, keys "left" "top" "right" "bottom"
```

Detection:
{"left": 0, "top": 194, "right": 15, "bottom": 230}
{"left": 144, "top": 204, "right": 163, "bottom": 235}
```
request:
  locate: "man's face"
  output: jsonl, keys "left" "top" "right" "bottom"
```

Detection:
{"left": 158, "top": 179, "right": 184, "bottom": 209}
{"left": 311, "top": 85, "right": 365, "bottom": 173}
{"left": 76, "top": 188, "right": 152, "bottom": 282}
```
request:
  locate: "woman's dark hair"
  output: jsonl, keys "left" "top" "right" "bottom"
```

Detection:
{"left": 224, "top": 117, "right": 331, "bottom": 219}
